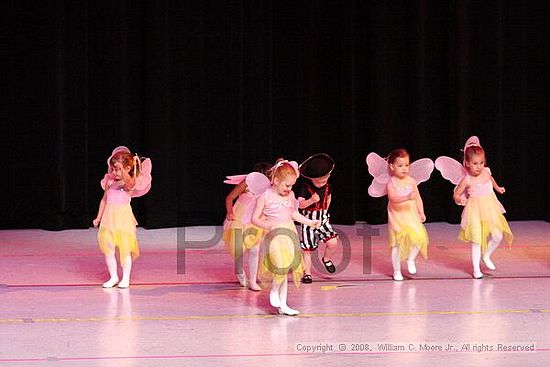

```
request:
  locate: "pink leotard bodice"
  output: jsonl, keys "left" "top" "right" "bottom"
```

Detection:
{"left": 466, "top": 177, "right": 493, "bottom": 197}
{"left": 465, "top": 168, "right": 496, "bottom": 198}
{"left": 262, "top": 189, "right": 298, "bottom": 224}
{"left": 389, "top": 177, "right": 413, "bottom": 196}
{"left": 106, "top": 184, "right": 132, "bottom": 205}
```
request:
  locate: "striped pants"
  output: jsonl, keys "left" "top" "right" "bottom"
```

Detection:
{"left": 299, "top": 209, "right": 338, "bottom": 251}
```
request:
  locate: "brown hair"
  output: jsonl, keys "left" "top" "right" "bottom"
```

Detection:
{"left": 110, "top": 151, "right": 140, "bottom": 177}
{"left": 463, "top": 145, "right": 485, "bottom": 165}
{"left": 387, "top": 148, "right": 409, "bottom": 164}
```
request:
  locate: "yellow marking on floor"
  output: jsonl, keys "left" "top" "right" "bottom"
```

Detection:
{"left": 0, "top": 308, "right": 540, "bottom": 324}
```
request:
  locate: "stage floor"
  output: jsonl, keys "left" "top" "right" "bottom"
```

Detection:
{"left": 1, "top": 221, "right": 550, "bottom": 366}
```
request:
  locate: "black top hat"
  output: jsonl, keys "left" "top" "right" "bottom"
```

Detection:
{"left": 299, "top": 153, "right": 335, "bottom": 179}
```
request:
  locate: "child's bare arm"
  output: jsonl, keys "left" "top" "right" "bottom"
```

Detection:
{"left": 453, "top": 179, "right": 468, "bottom": 206}
{"left": 298, "top": 193, "right": 320, "bottom": 209}
{"left": 225, "top": 181, "right": 247, "bottom": 220}
{"left": 251, "top": 194, "right": 270, "bottom": 230}
{"left": 93, "top": 191, "right": 108, "bottom": 227}
{"left": 292, "top": 211, "right": 321, "bottom": 228}
{"left": 491, "top": 176, "right": 506, "bottom": 194}
{"left": 412, "top": 182, "right": 426, "bottom": 222}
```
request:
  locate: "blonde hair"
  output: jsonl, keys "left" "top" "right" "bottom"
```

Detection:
{"left": 269, "top": 158, "right": 297, "bottom": 181}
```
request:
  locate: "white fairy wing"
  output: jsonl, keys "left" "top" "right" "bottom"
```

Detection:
{"left": 366, "top": 152, "right": 391, "bottom": 197}
{"left": 224, "top": 174, "right": 247, "bottom": 185}
{"left": 245, "top": 172, "right": 271, "bottom": 195}
{"left": 368, "top": 178, "right": 389, "bottom": 197}
{"left": 434, "top": 156, "right": 466, "bottom": 185}
{"left": 132, "top": 158, "right": 152, "bottom": 197}
{"left": 409, "top": 158, "right": 435, "bottom": 185}
{"left": 366, "top": 152, "right": 388, "bottom": 178}
{"left": 100, "top": 173, "right": 115, "bottom": 191}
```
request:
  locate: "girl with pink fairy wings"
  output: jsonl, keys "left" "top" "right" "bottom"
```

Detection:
{"left": 366, "top": 149, "right": 434, "bottom": 281}
{"left": 435, "top": 136, "right": 513, "bottom": 279}
{"left": 93, "top": 146, "right": 152, "bottom": 288}
{"left": 252, "top": 159, "right": 321, "bottom": 316}
{"left": 223, "top": 162, "right": 272, "bottom": 291}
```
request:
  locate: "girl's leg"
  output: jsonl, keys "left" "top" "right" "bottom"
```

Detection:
{"left": 270, "top": 278, "right": 282, "bottom": 308}
{"left": 391, "top": 246, "right": 403, "bottom": 281}
{"left": 483, "top": 232, "right": 503, "bottom": 270}
{"left": 102, "top": 252, "right": 119, "bottom": 288}
{"left": 407, "top": 246, "right": 420, "bottom": 275}
{"left": 302, "top": 251, "right": 312, "bottom": 276}
{"left": 235, "top": 242, "right": 246, "bottom": 287}
{"left": 118, "top": 254, "right": 132, "bottom": 288}
{"left": 278, "top": 276, "right": 299, "bottom": 316}
{"left": 301, "top": 224, "right": 315, "bottom": 280}
{"left": 471, "top": 243, "right": 483, "bottom": 279}
{"left": 247, "top": 245, "right": 261, "bottom": 291}
{"left": 323, "top": 237, "right": 337, "bottom": 260}
{"left": 236, "top": 271, "right": 247, "bottom": 287}
{"left": 321, "top": 237, "right": 338, "bottom": 273}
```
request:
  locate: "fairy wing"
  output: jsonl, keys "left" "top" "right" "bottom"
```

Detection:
{"left": 224, "top": 174, "right": 247, "bottom": 185}
{"left": 366, "top": 152, "right": 390, "bottom": 197}
{"left": 100, "top": 173, "right": 115, "bottom": 191}
{"left": 131, "top": 158, "right": 152, "bottom": 197}
{"left": 434, "top": 156, "right": 466, "bottom": 185}
{"left": 224, "top": 172, "right": 270, "bottom": 196}
{"left": 245, "top": 172, "right": 271, "bottom": 195}
{"left": 409, "top": 158, "right": 434, "bottom": 185}
{"left": 435, "top": 156, "right": 469, "bottom": 204}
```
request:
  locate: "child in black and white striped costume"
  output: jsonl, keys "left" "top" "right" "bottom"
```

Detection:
{"left": 295, "top": 154, "right": 338, "bottom": 283}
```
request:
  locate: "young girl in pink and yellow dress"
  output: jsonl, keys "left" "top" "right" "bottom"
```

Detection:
{"left": 223, "top": 162, "right": 272, "bottom": 291}
{"left": 93, "top": 146, "right": 152, "bottom": 288}
{"left": 252, "top": 159, "right": 320, "bottom": 316}
{"left": 438, "top": 136, "right": 513, "bottom": 279}
{"left": 367, "top": 149, "right": 434, "bottom": 281}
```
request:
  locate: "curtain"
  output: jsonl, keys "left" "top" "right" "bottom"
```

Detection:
{"left": 3, "top": 0, "right": 549, "bottom": 229}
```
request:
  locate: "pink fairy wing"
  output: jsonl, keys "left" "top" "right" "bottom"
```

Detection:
{"left": 366, "top": 152, "right": 390, "bottom": 197}
{"left": 409, "top": 158, "right": 434, "bottom": 185}
{"left": 368, "top": 179, "right": 389, "bottom": 197}
{"left": 131, "top": 158, "right": 152, "bottom": 197}
{"left": 224, "top": 174, "right": 247, "bottom": 185}
{"left": 434, "top": 156, "right": 466, "bottom": 185}
{"left": 463, "top": 136, "right": 480, "bottom": 151}
{"left": 100, "top": 173, "right": 115, "bottom": 190}
{"left": 245, "top": 172, "right": 271, "bottom": 195}
{"left": 435, "top": 156, "right": 468, "bottom": 203}
{"left": 366, "top": 152, "right": 388, "bottom": 178}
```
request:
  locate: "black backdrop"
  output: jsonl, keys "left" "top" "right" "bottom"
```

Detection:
{"left": 3, "top": 1, "right": 549, "bottom": 230}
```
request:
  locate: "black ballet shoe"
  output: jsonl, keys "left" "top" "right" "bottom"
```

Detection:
{"left": 322, "top": 258, "right": 336, "bottom": 273}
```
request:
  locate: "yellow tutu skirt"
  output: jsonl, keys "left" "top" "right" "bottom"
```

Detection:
{"left": 458, "top": 194, "right": 513, "bottom": 253}
{"left": 98, "top": 203, "right": 139, "bottom": 265}
{"left": 259, "top": 222, "right": 304, "bottom": 286}
{"left": 223, "top": 201, "right": 263, "bottom": 258}
{"left": 387, "top": 202, "right": 429, "bottom": 260}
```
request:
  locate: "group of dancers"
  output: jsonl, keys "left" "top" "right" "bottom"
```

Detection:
{"left": 92, "top": 136, "right": 513, "bottom": 316}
